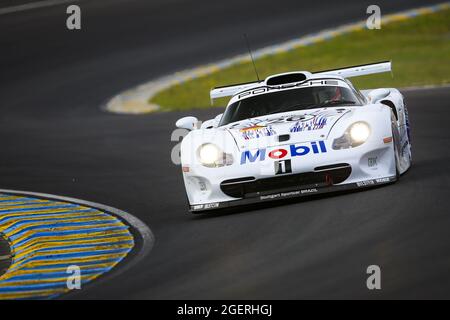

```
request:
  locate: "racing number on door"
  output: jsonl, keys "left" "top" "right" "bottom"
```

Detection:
{"left": 275, "top": 159, "right": 292, "bottom": 175}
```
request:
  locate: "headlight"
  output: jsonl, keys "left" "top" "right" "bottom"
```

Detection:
{"left": 349, "top": 122, "right": 370, "bottom": 144}
{"left": 197, "top": 144, "right": 233, "bottom": 167}
{"left": 199, "top": 144, "right": 220, "bottom": 165}
{"left": 332, "top": 122, "right": 371, "bottom": 150}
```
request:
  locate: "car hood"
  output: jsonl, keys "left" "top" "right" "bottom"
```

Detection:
{"left": 224, "top": 108, "right": 351, "bottom": 151}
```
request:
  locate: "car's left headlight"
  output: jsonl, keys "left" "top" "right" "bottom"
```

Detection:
{"left": 197, "top": 143, "right": 233, "bottom": 167}
{"left": 332, "top": 122, "right": 371, "bottom": 150}
{"left": 349, "top": 122, "right": 371, "bottom": 144}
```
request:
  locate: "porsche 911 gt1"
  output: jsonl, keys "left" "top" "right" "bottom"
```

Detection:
{"left": 176, "top": 61, "right": 412, "bottom": 212}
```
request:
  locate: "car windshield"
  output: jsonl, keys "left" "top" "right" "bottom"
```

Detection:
{"left": 219, "top": 86, "right": 362, "bottom": 126}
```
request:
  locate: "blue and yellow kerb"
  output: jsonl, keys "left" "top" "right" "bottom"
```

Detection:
{"left": 0, "top": 193, "right": 134, "bottom": 299}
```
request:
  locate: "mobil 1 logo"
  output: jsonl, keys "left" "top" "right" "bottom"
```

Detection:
{"left": 275, "top": 159, "right": 292, "bottom": 175}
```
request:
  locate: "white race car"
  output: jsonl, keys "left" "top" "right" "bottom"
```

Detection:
{"left": 176, "top": 61, "right": 412, "bottom": 213}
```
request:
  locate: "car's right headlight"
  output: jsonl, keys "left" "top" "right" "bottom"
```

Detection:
{"left": 349, "top": 122, "right": 371, "bottom": 144}
{"left": 332, "top": 122, "right": 371, "bottom": 150}
{"left": 197, "top": 143, "right": 233, "bottom": 167}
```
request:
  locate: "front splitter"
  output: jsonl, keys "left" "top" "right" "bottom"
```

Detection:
{"left": 190, "top": 176, "right": 397, "bottom": 212}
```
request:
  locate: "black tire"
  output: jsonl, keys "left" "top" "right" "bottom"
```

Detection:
{"left": 392, "top": 125, "right": 401, "bottom": 180}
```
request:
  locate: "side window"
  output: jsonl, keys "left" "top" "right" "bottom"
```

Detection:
{"left": 345, "top": 79, "right": 366, "bottom": 103}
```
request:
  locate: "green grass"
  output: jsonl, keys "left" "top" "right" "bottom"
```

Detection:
{"left": 152, "top": 9, "right": 450, "bottom": 111}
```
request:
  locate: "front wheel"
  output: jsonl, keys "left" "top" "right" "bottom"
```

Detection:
{"left": 394, "top": 145, "right": 400, "bottom": 180}
{"left": 391, "top": 121, "right": 401, "bottom": 180}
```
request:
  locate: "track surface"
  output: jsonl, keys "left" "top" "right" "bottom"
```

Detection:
{"left": 1, "top": 0, "right": 449, "bottom": 299}
{"left": 0, "top": 236, "right": 11, "bottom": 278}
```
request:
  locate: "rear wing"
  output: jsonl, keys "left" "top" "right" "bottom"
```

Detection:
{"left": 210, "top": 61, "right": 391, "bottom": 100}
{"left": 209, "top": 81, "right": 263, "bottom": 100}
{"left": 314, "top": 60, "right": 391, "bottom": 78}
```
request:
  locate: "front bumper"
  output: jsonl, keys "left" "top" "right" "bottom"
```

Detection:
{"left": 189, "top": 175, "right": 397, "bottom": 212}
{"left": 184, "top": 138, "right": 396, "bottom": 209}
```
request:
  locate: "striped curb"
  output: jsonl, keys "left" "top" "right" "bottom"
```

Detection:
{"left": 105, "top": 2, "right": 450, "bottom": 114}
{"left": 0, "top": 192, "right": 140, "bottom": 299}
{"left": 398, "top": 83, "right": 450, "bottom": 92}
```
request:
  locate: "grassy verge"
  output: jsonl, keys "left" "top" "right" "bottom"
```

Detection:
{"left": 152, "top": 8, "right": 450, "bottom": 111}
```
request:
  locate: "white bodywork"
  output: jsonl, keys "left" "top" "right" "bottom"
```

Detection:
{"left": 177, "top": 62, "right": 412, "bottom": 212}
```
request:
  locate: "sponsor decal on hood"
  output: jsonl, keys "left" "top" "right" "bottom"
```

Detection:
{"left": 240, "top": 140, "right": 327, "bottom": 165}
{"left": 239, "top": 125, "right": 277, "bottom": 140}
{"left": 226, "top": 108, "right": 350, "bottom": 150}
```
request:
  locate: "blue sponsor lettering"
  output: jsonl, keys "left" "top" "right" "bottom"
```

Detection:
{"left": 319, "top": 140, "right": 327, "bottom": 153}
{"left": 240, "top": 149, "right": 266, "bottom": 165}
{"left": 290, "top": 144, "right": 310, "bottom": 156}
{"left": 241, "top": 141, "right": 327, "bottom": 164}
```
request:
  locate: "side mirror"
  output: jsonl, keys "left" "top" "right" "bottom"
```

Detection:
{"left": 200, "top": 113, "right": 223, "bottom": 129}
{"left": 176, "top": 116, "right": 198, "bottom": 130}
{"left": 368, "top": 88, "right": 390, "bottom": 103}
{"left": 214, "top": 113, "right": 223, "bottom": 123}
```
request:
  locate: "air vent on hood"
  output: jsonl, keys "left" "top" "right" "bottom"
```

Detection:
{"left": 278, "top": 134, "right": 290, "bottom": 142}
{"left": 265, "top": 72, "right": 311, "bottom": 86}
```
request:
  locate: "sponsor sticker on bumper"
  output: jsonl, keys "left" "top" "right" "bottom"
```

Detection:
{"left": 190, "top": 176, "right": 396, "bottom": 212}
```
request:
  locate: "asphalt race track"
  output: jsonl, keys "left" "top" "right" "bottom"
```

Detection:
{"left": 1, "top": 0, "right": 449, "bottom": 299}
